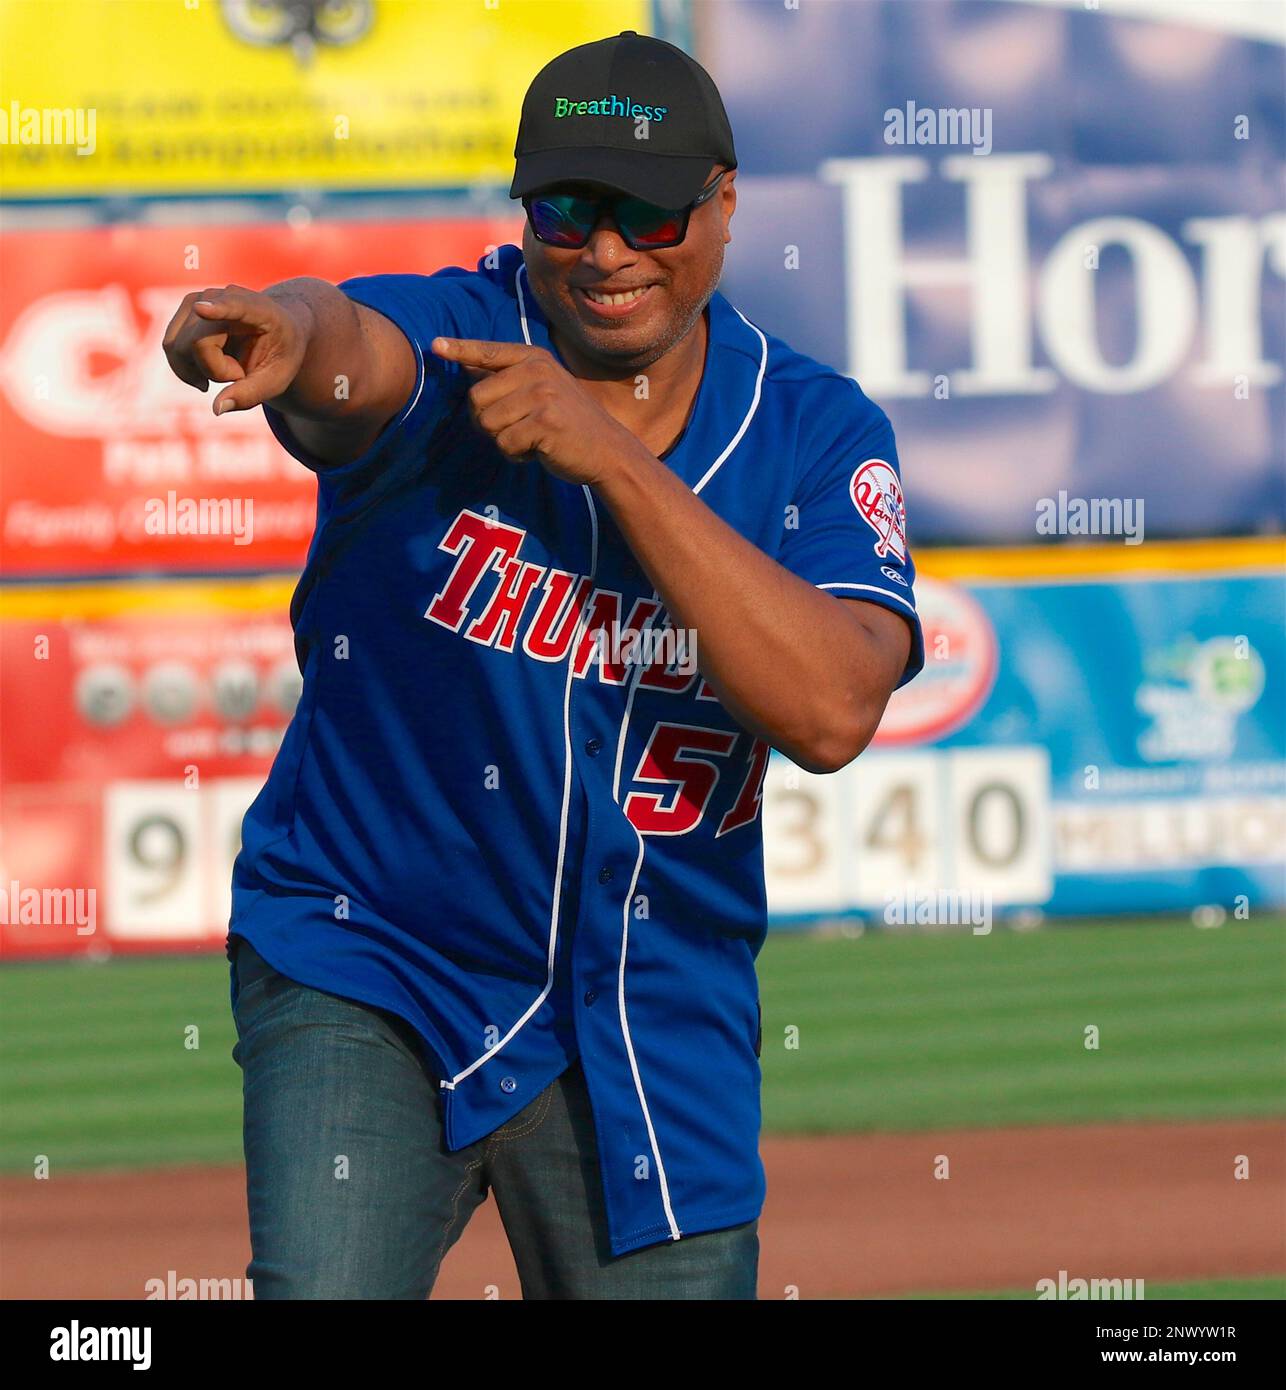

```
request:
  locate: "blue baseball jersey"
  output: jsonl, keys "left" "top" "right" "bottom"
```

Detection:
{"left": 229, "top": 243, "right": 923, "bottom": 1256}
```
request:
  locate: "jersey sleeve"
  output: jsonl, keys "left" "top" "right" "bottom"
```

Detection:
{"left": 262, "top": 269, "right": 480, "bottom": 511}
{"left": 778, "top": 388, "right": 924, "bottom": 688}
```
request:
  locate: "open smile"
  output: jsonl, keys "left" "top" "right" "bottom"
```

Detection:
{"left": 575, "top": 284, "right": 655, "bottom": 318}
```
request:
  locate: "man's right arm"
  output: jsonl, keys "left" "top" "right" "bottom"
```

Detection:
{"left": 162, "top": 278, "right": 417, "bottom": 467}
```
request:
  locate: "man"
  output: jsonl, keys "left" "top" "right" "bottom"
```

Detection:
{"left": 163, "top": 30, "right": 922, "bottom": 1300}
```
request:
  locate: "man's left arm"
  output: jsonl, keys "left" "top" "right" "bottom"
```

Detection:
{"left": 594, "top": 447, "right": 911, "bottom": 773}
{"left": 431, "top": 336, "right": 919, "bottom": 774}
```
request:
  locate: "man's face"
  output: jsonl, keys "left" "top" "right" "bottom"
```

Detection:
{"left": 521, "top": 164, "right": 736, "bottom": 374}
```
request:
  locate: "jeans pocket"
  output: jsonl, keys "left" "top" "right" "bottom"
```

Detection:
{"left": 231, "top": 940, "right": 293, "bottom": 1038}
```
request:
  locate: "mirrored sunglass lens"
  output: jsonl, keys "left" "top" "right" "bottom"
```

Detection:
{"left": 530, "top": 196, "right": 594, "bottom": 245}
{"left": 617, "top": 199, "right": 684, "bottom": 246}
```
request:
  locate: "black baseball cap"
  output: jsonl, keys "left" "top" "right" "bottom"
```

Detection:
{"left": 510, "top": 31, "right": 737, "bottom": 209}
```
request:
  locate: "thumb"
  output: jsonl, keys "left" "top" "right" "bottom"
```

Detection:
{"left": 212, "top": 384, "right": 246, "bottom": 416}
{"left": 211, "top": 370, "right": 274, "bottom": 416}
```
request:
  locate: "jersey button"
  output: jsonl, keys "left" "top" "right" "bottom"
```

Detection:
{"left": 597, "top": 866, "right": 614, "bottom": 884}
{"left": 500, "top": 1076, "right": 518, "bottom": 1095}
{"left": 584, "top": 737, "right": 602, "bottom": 756}
{"left": 583, "top": 989, "right": 598, "bottom": 1006}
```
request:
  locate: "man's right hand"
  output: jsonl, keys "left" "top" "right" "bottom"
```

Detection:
{"left": 161, "top": 278, "right": 417, "bottom": 465}
{"left": 162, "top": 285, "right": 309, "bottom": 416}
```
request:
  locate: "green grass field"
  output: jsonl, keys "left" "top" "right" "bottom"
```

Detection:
{"left": 757, "top": 915, "right": 1285, "bottom": 1133}
{"left": 1, "top": 916, "right": 1282, "bottom": 1172}
{"left": 890, "top": 1277, "right": 1286, "bottom": 1300}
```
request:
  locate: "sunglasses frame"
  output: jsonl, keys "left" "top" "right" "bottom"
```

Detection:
{"left": 523, "top": 169, "right": 729, "bottom": 251}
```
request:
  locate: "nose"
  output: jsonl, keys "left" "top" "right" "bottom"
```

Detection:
{"left": 579, "top": 212, "right": 639, "bottom": 270}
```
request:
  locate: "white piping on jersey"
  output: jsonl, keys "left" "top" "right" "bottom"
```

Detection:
{"left": 520, "top": 254, "right": 765, "bottom": 1242}
{"left": 514, "top": 259, "right": 733, "bottom": 1240}
{"left": 400, "top": 335, "right": 428, "bottom": 424}
{"left": 818, "top": 581, "right": 918, "bottom": 618}
{"left": 616, "top": 820, "right": 681, "bottom": 1241}
{"left": 516, "top": 262, "right": 534, "bottom": 353}
{"left": 547, "top": 243, "right": 691, "bottom": 1231}
{"left": 612, "top": 613, "right": 682, "bottom": 1242}
{"left": 441, "top": 267, "right": 597, "bottom": 1090}
{"left": 692, "top": 306, "right": 767, "bottom": 497}
{"left": 610, "top": 619, "right": 653, "bottom": 800}
{"left": 518, "top": 259, "right": 767, "bottom": 503}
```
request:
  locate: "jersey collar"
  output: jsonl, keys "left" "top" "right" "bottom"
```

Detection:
{"left": 514, "top": 259, "right": 768, "bottom": 496}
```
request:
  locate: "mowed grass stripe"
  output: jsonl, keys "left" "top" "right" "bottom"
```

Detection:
{"left": 761, "top": 1069, "right": 1284, "bottom": 1132}
{"left": 0, "top": 958, "right": 232, "bottom": 1018}
{"left": 764, "top": 920, "right": 1283, "bottom": 979}
{"left": 6, "top": 1052, "right": 238, "bottom": 1099}
{"left": 0, "top": 1005, "right": 224, "bottom": 1034}
{"left": 768, "top": 968, "right": 1284, "bottom": 1026}
{"left": 2, "top": 1017, "right": 237, "bottom": 1062}
{"left": 805, "top": 1045, "right": 1282, "bottom": 1092}
{"left": 761, "top": 1074, "right": 1285, "bottom": 1133}
{"left": 11, "top": 1085, "right": 241, "bottom": 1130}
{"left": 0, "top": 1131, "right": 244, "bottom": 1172}
{"left": 758, "top": 994, "right": 1283, "bottom": 1057}
{"left": 0, "top": 918, "right": 1282, "bottom": 1170}
{"left": 762, "top": 929, "right": 1282, "bottom": 994}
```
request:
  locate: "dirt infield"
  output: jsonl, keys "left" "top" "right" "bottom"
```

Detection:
{"left": 4, "top": 1119, "right": 1282, "bottom": 1299}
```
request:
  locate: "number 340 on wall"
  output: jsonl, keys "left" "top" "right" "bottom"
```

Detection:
{"left": 762, "top": 746, "right": 1052, "bottom": 915}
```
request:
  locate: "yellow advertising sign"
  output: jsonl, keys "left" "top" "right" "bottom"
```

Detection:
{"left": 0, "top": 0, "right": 649, "bottom": 197}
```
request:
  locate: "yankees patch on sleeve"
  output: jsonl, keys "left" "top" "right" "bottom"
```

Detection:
{"left": 777, "top": 382, "right": 923, "bottom": 687}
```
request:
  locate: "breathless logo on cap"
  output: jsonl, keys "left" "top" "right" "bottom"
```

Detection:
{"left": 553, "top": 95, "right": 670, "bottom": 122}
{"left": 511, "top": 32, "right": 736, "bottom": 208}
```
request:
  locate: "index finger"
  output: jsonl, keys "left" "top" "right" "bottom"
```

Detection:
{"left": 431, "top": 338, "right": 541, "bottom": 372}
{"left": 189, "top": 288, "right": 276, "bottom": 332}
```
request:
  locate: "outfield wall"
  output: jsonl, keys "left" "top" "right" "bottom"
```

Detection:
{"left": 2, "top": 540, "right": 1280, "bottom": 958}
{"left": 763, "top": 540, "right": 1285, "bottom": 926}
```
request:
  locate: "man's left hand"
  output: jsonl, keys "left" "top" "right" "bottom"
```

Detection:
{"left": 431, "top": 337, "right": 643, "bottom": 487}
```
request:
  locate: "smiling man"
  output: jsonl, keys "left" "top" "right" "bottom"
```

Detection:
{"left": 163, "top": 30, "right": 923, "bottom": 1301}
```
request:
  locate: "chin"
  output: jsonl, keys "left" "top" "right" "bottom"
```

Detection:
{"left": 564, "top": 309, "right": 658, "bottom": 359}
{"left": 582, "top": 329, "right": 657, "bottom": 365}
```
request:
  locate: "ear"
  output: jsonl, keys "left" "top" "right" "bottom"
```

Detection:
{"left": 720, "top": 170, "right": 737, "bottom": 242}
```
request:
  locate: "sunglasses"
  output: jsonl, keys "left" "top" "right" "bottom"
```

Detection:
{"left": 523, "top": 169, "right": 728, "bottom": 251}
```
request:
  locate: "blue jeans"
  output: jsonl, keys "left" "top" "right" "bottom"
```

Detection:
{"left": 230, "top": 938, "right": 759, "bottom": 1299}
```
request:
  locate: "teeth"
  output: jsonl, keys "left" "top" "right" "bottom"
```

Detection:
{"left": 586, "top": 287, "right": 647, "bottom": 305}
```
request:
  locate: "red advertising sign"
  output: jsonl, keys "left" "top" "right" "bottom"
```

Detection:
{"left": 0, "top": 580, "right": 296, "bottom": 957}
{"left": 0, "top": 215, "right": 522, "bottom": 576}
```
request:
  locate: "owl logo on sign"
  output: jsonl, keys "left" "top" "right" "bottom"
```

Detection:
{"left": 219, "top": 0, "right": 374, "bottom": 64}
{"left": 849, "top": 459, "right": 907, "bottom": 562}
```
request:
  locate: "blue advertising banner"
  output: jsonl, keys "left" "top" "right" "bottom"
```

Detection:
{"left": 762, "top": 548, "right": 1286, "bottom": 921}
{"left": 706, "top": 0, "right": 1286, "bottom": 543}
